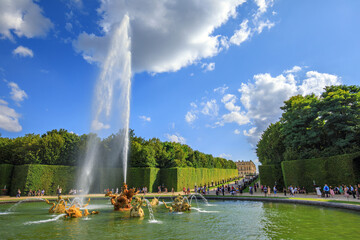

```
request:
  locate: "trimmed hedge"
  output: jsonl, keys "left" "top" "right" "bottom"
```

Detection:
{"left": 282, "top": 152, "right": 360, "bottom": 192}
{"left": 258, "top": 164, "right": 284, "bottom": 190}
{"left": 8, "top": 165, "right": 237, "bottom": 195}
{"left": 161, "top": 168, "right": 238, "bottom": 192}
{"left": 99, "top": 167, "right": 160, "bottom": 193}
{"left": 0, "top": 164, "right": 14, "bottom": 191}
{"left": 10, "top": 164, "right": 76, "bottom": 196}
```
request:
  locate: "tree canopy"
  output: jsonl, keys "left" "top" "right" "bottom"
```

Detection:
{"left": 0, "top": 129, "right": 236, "bottom": 169}
{"left": 257, "top": 85, "right": 360, "bottom": 164}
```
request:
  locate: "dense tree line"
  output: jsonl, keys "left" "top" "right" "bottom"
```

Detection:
{"left": 0, "top": 129, "right": 236, "bottom": 169}
{"left": 257, "top": 85, "right": 360, "bottom": 165}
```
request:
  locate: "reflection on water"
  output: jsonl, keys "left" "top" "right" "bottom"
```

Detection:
{"left": 0, "top": 199, "right": 360, "bottom": 239}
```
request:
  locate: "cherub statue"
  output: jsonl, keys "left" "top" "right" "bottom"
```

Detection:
{"left": 130, "top": 196, "right": 146, "bottom": 217}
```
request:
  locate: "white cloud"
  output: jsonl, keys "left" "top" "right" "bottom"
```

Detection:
{"left": 91, "top": 119, "right": 110, "bottom": 131}
{"left": 12, "top": 46, "right": 33, "bottom": 58}
{"left": 299, "top": 71, "right": 341, "bottom": 96}
{"left": 165, "top": 133, "right": 186, "bottom": 144}
{"left": 254, "top": 0, "right": 274, "bottom": 19}
{"left": 0, "top": 99, "right": 22, "bottom": 132}
{"left": 230, "top": 19, "right": 251, "bottom": 46}
{"left": 65, "top": 22, "right": 73, "bottom": 32}
{"left": 68, "top": 0, "right": 83, "bottom": 9}
{"left": 8, "top": 82, "right": 27, "bottom": 104}
{"left": 234, "top": 129, "right": 241, "bottom": 134}
{"left": 201, "top": 99, "right": 219, "bottom": 117}
{"left": 256, "top": 19, "right": 275, "bottom": 33}
{"left": 228, "top": 0, "right": 275, "bottom": 47}
{"left": 237, "top": 68, "right": 341, "bottom": 145}
{"left": 214, "top": 85, "right": 229, "bottom": 95}
{"left": 284, "top": 65, "right": 302, "bottom": 74}
{"left": 243, "top": 127, "right": 257, "bottom": 137}
{"left": 219, "top": 153, "right": 232, "bottom": 159}
{"left": 74, "top": 0, "right": 250, "bottom": 73}
{"left": 217, "top": 111, "right": 250, "bottom": 126}
{"left": 221, "top": 94, "right": 241, "bottom": 112}
{"left": 190, "top": 102, "right": 198, "bottom": 108}
{"left": 185, "top": 111, "right": 197, "bottom": 124}
{"left": 139, "top": 115, "right": 151, "bottom": 122}
{"left": 202, "top": 62, "right": 215, "bottom": 72}
{"left": 0, "top": 0, "right": 53, "bottom": 40}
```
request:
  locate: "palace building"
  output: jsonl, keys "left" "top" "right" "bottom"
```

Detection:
{"left": 236, "top": 160, "right": 256, "bottom": 176}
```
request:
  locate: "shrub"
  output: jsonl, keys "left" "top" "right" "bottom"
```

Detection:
{"left": 10, "top": 164, "right": 76, "bottom": 196}
{"left": 259, "top": 164, "right": 284, "bottom": 190}
{"left": 281, "top": 152, "right": 360, "bottom": 192}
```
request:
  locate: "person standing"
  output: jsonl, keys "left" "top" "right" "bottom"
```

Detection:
{"left": 323, "top": 184, "right": 330, "bottom": 198}
{"left": 16, "top": 189, "right": 21, "bottom": 198}
{"left": 267, "top": 186, "right": 271, "bottom": 197}
{"left": 273, "top": 186, "right": 277, "bottom": 196}
{"left": 263, "top": 186, "right": 267, "bottom": 197}
{"left": 350, "top": 185, "right": 356, "bottom": 199}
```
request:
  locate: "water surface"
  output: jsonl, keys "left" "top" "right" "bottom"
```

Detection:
{"left": 0, "top": 199, "right": 359, "bottom": 239}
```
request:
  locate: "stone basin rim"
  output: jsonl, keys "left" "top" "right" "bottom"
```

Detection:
{"left": 1, "top": 196, "right": 360, "bottom": 212}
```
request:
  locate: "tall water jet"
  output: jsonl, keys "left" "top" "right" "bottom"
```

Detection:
{"left": 77, "top": 14, "right": 132, "bottom": 194}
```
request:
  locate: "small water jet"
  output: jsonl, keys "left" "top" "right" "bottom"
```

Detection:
{"left": 144, "top": 199, "right": 157, "bottom": 222}
{"left": 24, "top": 214, "right": 66, "bottom": 225}
{"left": 7, "top": 198, "right": 45, "bottom": 212}
{"left": 162, "top": 194, "right": 191, "bottom": 212}
{"left": 188, "top": 193, "right": 209, "bottom": 206}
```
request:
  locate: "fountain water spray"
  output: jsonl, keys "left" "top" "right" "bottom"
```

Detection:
{"left": 7, "top": 198, "right": 45, "bottom": 212}
{"left": 77, "top": 14, "right": 132, "bottom": 194}
{"left": 144, "top": 199, "right": 159, "bottom": 223}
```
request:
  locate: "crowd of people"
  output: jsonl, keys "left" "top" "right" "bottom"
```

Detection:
{"left": 317, "top": 184, "right": 360, "bottom": 199}
{"left": 27, "top": 189, "right": 45, "bottom": 197}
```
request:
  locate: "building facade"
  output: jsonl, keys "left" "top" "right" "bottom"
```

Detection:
{"left": 236, "top": 160, "right": 256, "bottom": 176}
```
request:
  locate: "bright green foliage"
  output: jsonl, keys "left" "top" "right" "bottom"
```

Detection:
{"left": 258, "top": 164, "right": 284, "bottom": 190}
{"left": 9, "top": 164, "right": 76, "bottom": 196}
{"left": 0, "top": 164, "right": 14, "bottom": 190}
{"left": 257, "top": 85, "right": 360, "bottom": 163}
{"left": 0, "top": 129, "right": 236, "bottom": 170}
{"left": 281, "top": 94, "right": 323, "bottom": 160}
{"left": 99, "top": 167, "right": 160, "bottom": 192}
{"left": 0, "top": 130, "right": 84, "bottom": 166}
{"left": 160, "top": 168, "right": 238, "bottom": 192}
{"left": 281, "top": 152, "right": 360, "bottom": 192}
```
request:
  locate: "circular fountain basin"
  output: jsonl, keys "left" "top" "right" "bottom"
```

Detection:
{"left": 1, "top": 199, "right": 360, "bottom": 239}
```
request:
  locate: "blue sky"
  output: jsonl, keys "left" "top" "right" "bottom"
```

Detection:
{"left": 0, "top": 0, "right": 359, "bottom": 167}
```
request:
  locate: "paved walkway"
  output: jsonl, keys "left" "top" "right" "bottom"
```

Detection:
{"left": 1, "top": 180, "right": 359, "bottom": 203}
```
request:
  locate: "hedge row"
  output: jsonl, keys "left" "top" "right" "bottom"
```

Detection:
{"left": 281, "top": 152, "right": 360, "bottom": 192}
{"left": 161, "top": 168, "right": 238, "bottom": 192}
{"left": 10, "top": 164, "right": 76, "bottom": 196}
{"left": 5, "top": 165, "right": 237, "bottom": 196}
{"left": 0, "top": 164, "right": 14, "bottom": 190}
{"left": 100, "top": 168, "right": 160, "bottom": 193}
{"left": 258, "top": 164, "right": 284, "bottom": 190}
